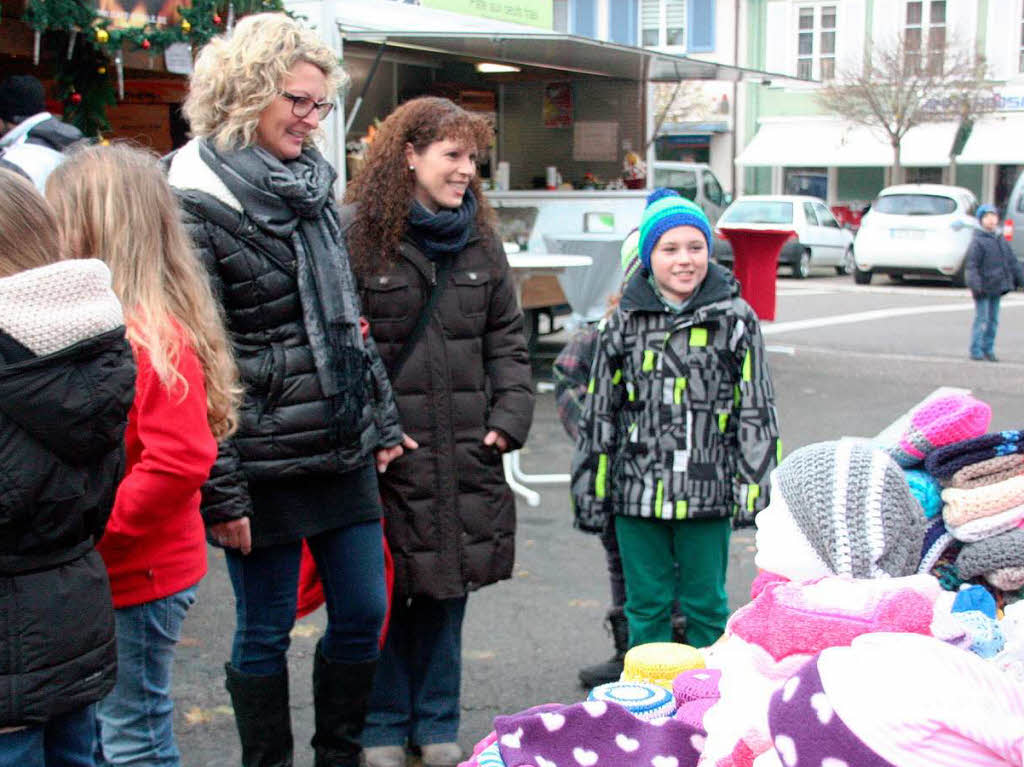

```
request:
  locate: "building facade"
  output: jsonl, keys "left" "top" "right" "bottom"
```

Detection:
{"left": 737, "top": 0, "right": 1024, "bottom": 209}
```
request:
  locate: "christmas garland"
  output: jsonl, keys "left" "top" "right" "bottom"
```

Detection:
{"left": 23, "top": 0, "right": 289, "bottom": 135}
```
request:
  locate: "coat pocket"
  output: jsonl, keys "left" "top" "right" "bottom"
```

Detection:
{"left": 452, "top": 270, "right": 490, "bottom": 317}
{"left": 363, "top": 274, "right": 413, "bottom": 323}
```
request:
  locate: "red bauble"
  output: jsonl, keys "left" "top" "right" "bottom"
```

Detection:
{"left": 213, "top": 14, "right": 222, "bottom": 23}
{"left": 141, "top": 38, "right": 151, "bottom": 49}
{"left": 70, "top": 93, "right": 82, "bottom": 105}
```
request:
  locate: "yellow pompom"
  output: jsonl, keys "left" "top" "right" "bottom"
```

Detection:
{"left": 97, "top": 66, "right": 106, "bottom": 75}
{"left": 95, "top": 28, "right": 109, "bottom": 43}
{"left": 181, "top": 19, "right": 191, "bottom": 32}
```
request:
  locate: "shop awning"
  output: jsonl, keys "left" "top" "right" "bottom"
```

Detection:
{"left": 956, "top": 115, "right": 1024, "bottom": 164}
{"left": 735, "top": 118, "right": 958, "bottom": 167}
{"left": 338, "top": 29, "right": 794, "bottom": 84}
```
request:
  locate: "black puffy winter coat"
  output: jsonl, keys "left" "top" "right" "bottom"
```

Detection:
{"left": 168, "top": 140, "right": 403, "bottom": 527}
{"left": 966, "top": 228, "right": 1024, "bottom": 297}
{"left": 0, "top": 319, "right": 134, "bottom": 726}
{"left": 357, "top": 216, "right": 534, "bottom": 600}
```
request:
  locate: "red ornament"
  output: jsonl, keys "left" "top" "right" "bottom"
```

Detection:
{"left": 213, "top": 13, "right": 222, "bottom": 23}
{"left": 70, "top": 93, "right": 82, "bottom": 105}
{"left": 141, "top": 38, "right": 151, "bottom": 49}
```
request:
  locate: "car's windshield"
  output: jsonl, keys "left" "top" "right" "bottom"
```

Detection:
{"left": 873, "top": 194, "right": 957, "bottom": 215}
{"left": 720, "top": 201, "right": 794, "bottom": 225}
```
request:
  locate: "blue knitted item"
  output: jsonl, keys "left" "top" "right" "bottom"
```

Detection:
{"left": 952, "top": 584, "right": 998, "bottom": 619}
{"left": 637, "top": 188, "right": 713, "bottom": 272}
{"left": 588, "top": 681, "right": 676, "bottom": 721}
{"left": 905, "top": 469, "right": 943, "bottom": 519}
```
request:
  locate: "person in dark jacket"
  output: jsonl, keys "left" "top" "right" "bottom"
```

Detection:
{"left": 168, "top": 14, "right": 408, "bottom": 767}
{"left": 345, "top": 97, "right": 535, "bottom": 767}
{"left": 0, "top": 75, "right": 85, "bottom": 192}
{"left": 966, "top": 204, "right": 1024, "bottom": 362}
{"left": 0, "top": 169, "right": 135, "bottom": 766}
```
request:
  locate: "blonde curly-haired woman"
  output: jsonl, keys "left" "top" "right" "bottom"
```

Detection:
{"left": 167, "top": 14, "right": 411, "bottom": 767}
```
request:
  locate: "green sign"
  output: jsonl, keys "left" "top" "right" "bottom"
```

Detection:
{"left": 421, "top": 0, "right": 553, "bottom": 29}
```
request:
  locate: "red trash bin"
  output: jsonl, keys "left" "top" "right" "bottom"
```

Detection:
{"left": 717, "top": 226, "right": 795, "bottom": 321}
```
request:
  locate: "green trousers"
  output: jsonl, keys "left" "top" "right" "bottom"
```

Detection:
{"left": 614, "top": 515, "right": 731, "bottom": 649}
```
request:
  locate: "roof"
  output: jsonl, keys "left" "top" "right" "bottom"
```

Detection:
{"left": 876, "top": 184, "right": 974, "bottom": 196}
{"left": 325, "top": 0, "right": 797, "bottom": 84}
{"left": 956, "top": 114, "right": 1024, "bottom": 165}
{"left": 735, "top": 118, "right": 959, "bottom": 168}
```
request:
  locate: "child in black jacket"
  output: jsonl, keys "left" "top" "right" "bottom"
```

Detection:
{"left": 0, "top": 169, "right": 134, "bottom": 767}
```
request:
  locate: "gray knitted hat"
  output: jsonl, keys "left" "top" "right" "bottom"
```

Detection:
{"left": 775, "top": 438, "right": 927, "bottom": 578}
{"left": 955, "top": 528, "right": 1024, "bottom": 579}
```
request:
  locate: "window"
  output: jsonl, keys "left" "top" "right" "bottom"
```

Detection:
{"left": 905, "top": 0, "right": 945, "bottom": 73}
{"left": 803, "top": 202, "right": 820, "bottom": 225}
{"left": 553, "top": 0, "right": 569, "bottom": 32}
{"left": 873, "top": 194, "right": 956, "bottom": 215}
{"left": 1019, "top": 0, "right": 1024, "bottom": 72}
{"left": 720, "top": 201, "right": 794, "bottom": 225}
{"left": 573, "top": 0, "right": 597, "bottom": 38}
{"left": 641, "top": 0, "right": 686, "bottom": 47}
{"left": 610, "top": 0, "right": 638, "bottom": 45}
{"left": 814, "top": 202, "right": 841, "bottom": 228}
{"left": 703, "top": 171, "right": 724, "bottom": 206}
{"left": 796, "top": 5, "right": 836, "bottom": 81}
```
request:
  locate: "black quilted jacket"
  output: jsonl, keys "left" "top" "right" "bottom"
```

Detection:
{"left": 169, "top": 150, "right": 403, "bottom": 527}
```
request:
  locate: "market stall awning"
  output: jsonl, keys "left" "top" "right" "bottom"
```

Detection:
{"left": 956, "top": 115, "right": 1024, "bottom": 164}
{"left": 735, "top": 118, "right": 959, "bottom": 167}
{"left": 339, "top": 29, "right": 794, "bottom": 84}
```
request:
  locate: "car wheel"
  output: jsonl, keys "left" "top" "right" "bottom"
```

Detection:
{"left": 951, "top": 263, "right": 967, "bottom": 288}
{"left": 836, "top": 247, "right": 855, "bottom": 276}
{"left": 853, "top": 265, "right": 873, "bottom": 285}
{"left": 793, "top": 249, "right": 812, "bottom": 279}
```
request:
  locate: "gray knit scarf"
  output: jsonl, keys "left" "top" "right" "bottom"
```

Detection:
{"left": 199, "top": 140, "right": 367, "bottom": 441}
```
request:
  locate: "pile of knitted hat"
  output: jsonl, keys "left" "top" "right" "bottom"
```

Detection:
{"left": 923, "top": 429, "right": 1024, "bottom": 593}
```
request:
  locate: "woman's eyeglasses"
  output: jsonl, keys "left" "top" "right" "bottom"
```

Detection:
{"left": 280, "top": 91, "right": 334, "bottom": 120}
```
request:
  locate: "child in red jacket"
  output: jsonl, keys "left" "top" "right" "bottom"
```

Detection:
{"left": 47, "top": 144, "right": 240, "bottom": 766}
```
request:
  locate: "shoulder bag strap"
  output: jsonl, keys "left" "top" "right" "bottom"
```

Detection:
{"left": 386, "top": 254, "right": 454, "bottom": 381}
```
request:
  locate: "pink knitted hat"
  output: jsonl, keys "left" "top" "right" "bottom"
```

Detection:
{"left": 887, "top": 394, "right": 992, "bottom": 467}
{"left": 771, "top": 632, "right": 1024, "bottom": 767}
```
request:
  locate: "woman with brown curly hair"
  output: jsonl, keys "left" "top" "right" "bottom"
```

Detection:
{"left": 345, "top": 97, "right": 534, "bottom": 767}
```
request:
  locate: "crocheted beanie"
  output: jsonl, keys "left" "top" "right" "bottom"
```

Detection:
{"left": 886, "top": 393, "right": 992, "bottom": 467}
{"left": 774, "top": 439, "right": 927, "bottom": 578}
{"left": 956, "top": 528, "right": 1024, "bottom": 579}
{"left": 948, "top": 454, "right": 1024, "bottom": 490}
{"left": 637, "top": 188, "right": 713, "bottom": 272}
{"left": 672, "top": 668, "right": 721, "bottom": 707}
{"left": 977, "top": 203, "right": 998, "bottom": 220}
{"left": 925, "top": 430, "right": 1024, "bottom": 481}
{"left": 941, "top": 475, "right": 1024, "bottom": 527}
{"left": 770, "top": 632, "right": 1024, "bottom": 767}
{"left": 904, "top": 469, "right": 943, "bottom": 518}
{"left": 620, "top": 228, "right": 642, "bottom": 283}
{"left": 621, "top": 642, "right": 705, "bottom": 690}
{"left": 588, "top": 681, "right": 676, "bottom": 721}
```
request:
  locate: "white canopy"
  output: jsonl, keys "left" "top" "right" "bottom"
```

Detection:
{"left": 956, "top": 114, "right": 1024, "bottom": 164}
{"left": 735, "top": 118, "right": 959, "bottom": 168}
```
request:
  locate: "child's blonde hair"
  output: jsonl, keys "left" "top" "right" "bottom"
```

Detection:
{"left": 46, "top": 143, "right": 241, "bottom": 440}
{"left": 0, "top": 168, "right": 63, "bottom": 277}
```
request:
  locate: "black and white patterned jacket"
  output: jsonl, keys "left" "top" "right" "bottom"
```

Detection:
{"left": 571, "top": 263, "right": 781, "bottom": 531}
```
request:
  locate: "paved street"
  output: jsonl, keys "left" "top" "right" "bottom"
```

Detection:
{"left": 173, "top": 270, "right": 1024, "bottom": 766}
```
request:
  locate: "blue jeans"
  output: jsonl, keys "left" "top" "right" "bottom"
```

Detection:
{"left": 970, "top": 295, "right": 1001, "bottom": 358}
{"left": 95, "top": 586, "right": 197, "bottom": 767}
{"left": 363, "top": 595, "right": 467, "bottom": 748}
{"left": 0, "top": 705, "right": 97, "bottom": 767}
{"left": 224, "top": 520, "right": 387, "bottom": 674}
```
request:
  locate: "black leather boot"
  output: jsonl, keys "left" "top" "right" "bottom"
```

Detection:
{"left": 224, "top": 663, "right": 294, "bottom": 767}
{"left": 311, "top": 640, "right": 378, "bottom": 767}
{"left": 578, "top": 607, "right": 630, "bottom": 688}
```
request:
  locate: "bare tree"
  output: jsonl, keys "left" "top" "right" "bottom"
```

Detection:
{"left": 818, "top": 33, "right": 995, "bottom": 184}
{"left": 649, "top": 81, "right": 716, "bottom": 151}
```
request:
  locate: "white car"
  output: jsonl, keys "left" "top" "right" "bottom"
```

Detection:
{"left": 852, "top": 184, "right": 980, "bottom": 286}
{"left": 715, "top": 195, "right": 855, "bottom": 278}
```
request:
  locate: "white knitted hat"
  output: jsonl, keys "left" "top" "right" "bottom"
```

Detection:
{"left": 774, "top": 439, "right": 927, "bottom": 578}
{"left": 0, "top": 259, "right": 123, "bottom": 356}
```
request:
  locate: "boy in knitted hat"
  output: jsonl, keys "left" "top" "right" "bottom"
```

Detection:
{"left": 572, "top": 189, "right": 781, "bottom": 650}
{"left": 966, "top": 203, "right": 1023, "bottom": 361}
